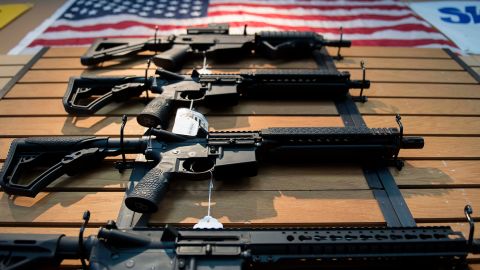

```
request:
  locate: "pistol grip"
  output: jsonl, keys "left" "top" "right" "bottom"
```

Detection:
{"left": 125, "top": 164, "right": 171, "bottom": 213}
{"left": 137, "top": 96, "right": 174, "bottom": 128}
{"left": 152, "top": 45, "right": 189, "bottom": 71}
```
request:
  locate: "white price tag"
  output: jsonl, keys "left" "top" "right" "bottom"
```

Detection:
{"left": 193, "top": 215, "right": 224, "bottom": 229}
{"left": 172, "top": 108, "right": 208, "bottom": 136}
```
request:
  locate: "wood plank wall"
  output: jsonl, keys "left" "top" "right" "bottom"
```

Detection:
{"left": 1, "top": 47, "right": 480, "bottom": 266}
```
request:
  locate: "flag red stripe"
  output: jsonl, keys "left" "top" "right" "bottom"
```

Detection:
{"left": 208, "top": 3, "right": 410, "bottom": 10}
{"left": 206, "top": 11, "right": 417, "bottom": 21}
{"left": 29, "top": 37, "right": 456, "bottom": 48}
{"left": 46, "top": 21, "right": 438, "bottom": 35}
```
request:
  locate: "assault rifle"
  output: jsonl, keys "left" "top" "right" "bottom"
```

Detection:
{"left": 63, "top": 68, "right": 369, "bottom": 128}
{"left": 1, "top": 207, "right": 479, "bottom": 270}
{"left": 0, "top": 117, "right": 422, "bottom": 213}
{"left": 81, "top": 23, "right": 351, "bottom": 69}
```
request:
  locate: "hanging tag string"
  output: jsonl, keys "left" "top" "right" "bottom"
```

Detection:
{"left": 202, "top": 51, "right": 207, "bottom": 70}
{"left": 193, "top": 169, "right": 223, "bottom": 229}
{"left": 207, "top": 170, "right": 214, "bottom": 217}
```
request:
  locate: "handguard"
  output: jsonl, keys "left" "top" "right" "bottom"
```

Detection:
{"left": 255, "top": 31, "right": 351, "bottom": 58}
{"left": 63, "top": 76, "right": 153, "bottom": 115}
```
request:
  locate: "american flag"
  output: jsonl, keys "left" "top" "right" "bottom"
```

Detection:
{"left": 13, "top": 0, "right": 458, "bottom": 53}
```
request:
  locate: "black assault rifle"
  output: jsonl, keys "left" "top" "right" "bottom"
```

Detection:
{"left": 81, "top": 23, "right": 351, "bottom": 70}
{"left": 0, "top": 117, "right": 422, "bottom": 213}
{"left": 63, "top": 68, "right": 369, "bottom": 129}
{"left": 1, "top": 207, "right": 480, "bottom": 270}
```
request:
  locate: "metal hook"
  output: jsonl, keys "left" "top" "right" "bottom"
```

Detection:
{"left": 114, "top": 115, "right": 129, "bottom": 172}
{"left": 79, "top": 210, "right": 90, "bottom": 270}
{"left": 144, "top": 59, "right": 152, "bottom": 101}
{"left": 202, "top": 51, "right": 207, "bottom": 70}
{"left": 120, "top": 114, "right": 127, "bottom": 162}
{"left": 465, "top": 205, "right": 475, "bottom": 248}
{"left": 395, "top": 114, "right": 403, "bottom": 138}
{"left": 336, "top": 27, "right": 344, "bottom": 60}
{"left": 359, "top": 60, "right": 367, "bottom": 102}
{"left": 147, "top": 127, "right": 153, "bottom": 151}
{"left": 394, "top": 114, "right": 404, "bottom": 170}
{"left": 154, "top": 25, "right": 159, "bottom": 53}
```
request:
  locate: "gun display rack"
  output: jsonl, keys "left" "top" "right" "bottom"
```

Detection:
{"left": 1, "top": 44, "right": 480, "bottom": 269}
{"left": 116, "top": 48, "right": 415, "bottom": 228}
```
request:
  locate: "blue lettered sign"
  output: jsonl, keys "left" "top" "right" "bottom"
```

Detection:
{"left": 410, "top": 1, "right": 480, "bottom": 53}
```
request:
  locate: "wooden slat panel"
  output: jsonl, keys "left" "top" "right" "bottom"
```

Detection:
{"left": 33, "top": 56, "right": 320, "bottom": 70}
{"left": 401, "top": 137, "right": 480, "bottom": 159}
{"left": 474, "top": 67, "right": 480, "bottom": 76}
{"left": 8, "top": 160, "right": 479, "bottom": 191}
{"left": 394, "top": 161, "right": 480, "bottom": 187}
{"left": 337, "top": 57, "right": 462, "bottom": 70}
{"left": 19, "top": 69, "right": 130, "bottom": 83}
{"left": 347, "top": 69, "right": 476, "bottom": 84}
{"left": 0, "top": 138, "right": 13, "bottom": 160}
{"left": 0, "top": 116, "right": 146, "bottom": 136}
{"left": 32, "top": 57, "right": 148, "bottom": 70}
{"left": 0, "top": 227, "right": 98, "bottom": 235}
{"left": 404, "top": 189, "right": 480, "bottom": 220}
{"left": 209, "top": 116, "right": 343, "bottom": 131}
{"left": 0, "top": 115, "right": 480, "bottom": 137}
{"left": 150, "top": 190, "right": 383, "bottom": 225}
{"left": 326, "top": 46, "right": 450, "bottom": 58}
{"left": 32, "top": 57, "right": 463, "bottom": 71}
{"left": 19, "top": 69, "right": 477, "bottom": 84}
{"left": 0, "top": 55, "right": 33, "bottom": 65}
{"left": 0, "top": 66, "right": 22, "bottom": 77}
{"left": 364, "top": 116, "right": 480, "bottom": 135}
{"left": 170, "top": 165, "right": 368, "bottom": 191}
{"left": 1, "top": 164, "right": 367, "bottom": 191}
{"left": 0, "top": 99, "right": 148, "bottom": 116}
{"left": 0, "top": 99, "right": 339, "bottom": 116}
{"left": 7, "top": 82, "right": 480, "bottom": 99}
{"left": 5, "top": 83, "right": 67, "bottom": 98}
{"left": 0, "top": 192, "right": 123, "bottom": 224}
{"left": 358, "top": 98, "right": 480, "bottom": 116}
{"left": 0, "top": 116, "right": 343, "bottom": 136}
{"left": 0, "top": 78, "right": 8, "bottom": 89}
{"left": 351, "top": 83, "right": 480, "bottom": 98}
{"left": 38, "top": 164, "right": 129, "bottom": 189}
{"left": 44, "top": 47, "right": 88, "bottom": 57}
{"left": 43, "top": 46, "right": 450, "bottom": 59}
{"left": 460, "top": 55, "right": 480, "bottom": 67}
